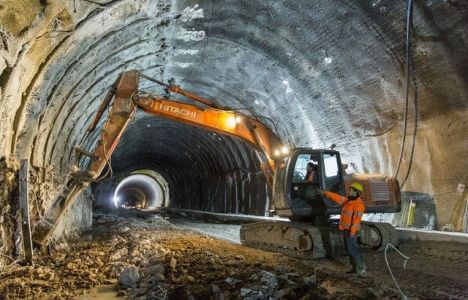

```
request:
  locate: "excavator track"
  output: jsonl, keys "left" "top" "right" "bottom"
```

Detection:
{"left": 240, "top": 221, "right": 341, "bottom": 259}
{"left": 240, "top": 221, "right": 397, "bottom": 258}
{"left": 360, "top": 221, "right": 399, "bottom": 251}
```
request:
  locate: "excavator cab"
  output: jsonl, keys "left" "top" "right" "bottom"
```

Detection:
{"left": 271, "top": 148, "right": 345, "bottom": 221}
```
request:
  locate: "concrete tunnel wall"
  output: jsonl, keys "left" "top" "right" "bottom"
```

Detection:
{"left": 0, "top": 0, "right": 467, "bottom": 263}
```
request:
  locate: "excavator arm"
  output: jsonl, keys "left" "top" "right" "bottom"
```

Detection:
{"left": 32, "top": 70, "right": 287, "bottom": 245}
{"left": 134, "top": 96, "right": 282, "bottom": 184}
{"left": 136, "top": 72, "right": 286, "bottom": 181}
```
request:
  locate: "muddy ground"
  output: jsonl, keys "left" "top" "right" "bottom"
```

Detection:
{"left": 0, "top": 211, "right": 467, "bottom": 299}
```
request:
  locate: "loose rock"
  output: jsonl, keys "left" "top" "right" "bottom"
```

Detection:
{"left": 119, "top": 266, "right": 139, "bottom": 288}
{"left": 240, "top": 287, "right": 252, "bottom": 297}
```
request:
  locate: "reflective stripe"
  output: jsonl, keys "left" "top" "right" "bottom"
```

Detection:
{"left": 356, "top": 212, "right": 364, "bottom": 217}
{"left": 342, "top": 211, "right": 353, "bottom": 217}
{"left": 351, "top": 224, "right": 361, "bottom": 229}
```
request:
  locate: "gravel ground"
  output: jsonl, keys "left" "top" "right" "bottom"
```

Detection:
{"left": 0, "top": 211, "right": 466, "bottom": 299}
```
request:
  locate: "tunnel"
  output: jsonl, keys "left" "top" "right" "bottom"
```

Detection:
{"left": 96, "top": 169, "right": 170, "bottom": 210}
{"left": 0, "top": 0, "right": 467, "bottom": 298}
{"left": 113, "top": 172, "right": 168, "bottom": 209}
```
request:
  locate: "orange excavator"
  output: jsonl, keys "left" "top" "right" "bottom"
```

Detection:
{"left": 32, "top": 70, "right": 400, "bottom": 257}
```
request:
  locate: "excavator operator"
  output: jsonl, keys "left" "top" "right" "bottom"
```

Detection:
{"left": 318, "top": 182, "right": 367, "bottom": 277}
{"left": 305, "top": 162, "right": 319, "bottom": 184}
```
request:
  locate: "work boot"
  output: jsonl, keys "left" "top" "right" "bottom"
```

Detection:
{"left": 357, "top": 269, "right": 367, "bottom": 277}
{"left": 357, "top": 265, "right": 367, "bottom": 277}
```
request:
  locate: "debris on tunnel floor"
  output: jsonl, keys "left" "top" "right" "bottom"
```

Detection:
{"left": 0, "top": 1, "right": 467, "bottom": 299}
{"left": 0, "top": 213, "right": 405, "bottom": 300}
{"left": 1, "top": 213, "right": 468, "bottom": 299}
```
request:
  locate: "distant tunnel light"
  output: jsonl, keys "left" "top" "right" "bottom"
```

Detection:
{"left": 113, "top": 174, "right": 164, "bottom": 210}
{"left": 112, "top": 196, "right": 120, "bottom": 208}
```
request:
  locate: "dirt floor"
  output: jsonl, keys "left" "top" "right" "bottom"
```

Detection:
{"left": 0, "top": 211, "right": 467, "bottom": 299}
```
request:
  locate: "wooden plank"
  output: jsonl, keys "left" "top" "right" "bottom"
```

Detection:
{"left": 19, "top": 159, "right": 33, "bottom": 264}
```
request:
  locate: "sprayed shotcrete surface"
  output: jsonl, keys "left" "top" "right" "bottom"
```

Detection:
{"left": 0, "top": 0, "right": 467, "bottom": 269}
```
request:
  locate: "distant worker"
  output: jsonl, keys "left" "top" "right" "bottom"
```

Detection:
{"left": 318, "top": 182, "right": 366, "bottom": 277}
{"left": 305, "top": 162, "right": 318, "bottom": 183}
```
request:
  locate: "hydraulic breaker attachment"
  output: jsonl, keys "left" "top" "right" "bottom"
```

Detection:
{"left": 32, "top": 172, "right": 94, "bottom": 245}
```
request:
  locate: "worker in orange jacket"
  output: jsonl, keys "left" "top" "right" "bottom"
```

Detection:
{"left": 319, "top": 182, "right": 366, "bottom": 277}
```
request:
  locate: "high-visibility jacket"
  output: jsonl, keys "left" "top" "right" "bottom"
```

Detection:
{"left": 323, "top": 191, "right": 365, "bottom": 235}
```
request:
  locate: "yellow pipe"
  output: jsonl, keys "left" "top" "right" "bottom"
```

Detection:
{"left": 406, "top": 201, "right": 416, "bottom": 227}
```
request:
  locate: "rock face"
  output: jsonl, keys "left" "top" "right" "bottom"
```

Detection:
{"left": 0, "top": 0, "right": 467, "bottom": 260}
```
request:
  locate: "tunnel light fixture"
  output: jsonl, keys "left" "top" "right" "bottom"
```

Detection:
{"left": 281, "top": 145, "right": 290, "bottom": 155}
{"left": 235, "top": 116, "right": 242, "bottom": 124}
{"left": 274, "top": 145, "right": 290, "bottom": 157}
{"left": 224, "top": 115, "right": 237, "bottom": 130}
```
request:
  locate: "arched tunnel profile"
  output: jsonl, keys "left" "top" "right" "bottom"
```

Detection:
{"left": 0, "top": 0, "right": 467, "bottom": 298}
{"left": 113, "top": 170, "right": 169, "bottom": 210}
{"left": 107, "top": 116, "right": 269, "bottom": 214}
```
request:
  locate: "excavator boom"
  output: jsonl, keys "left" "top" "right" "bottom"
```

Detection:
{"left": 134, "top": 95, "right": 283, "bottom": 181}
{"left": 32, "top": 70, "right": 286, "bottom": 245}
{"left": 33, "top": 71, "right": 140, "bottom": 245}
{"left": 33, "top": 70, "right": 400, "bottom": 256}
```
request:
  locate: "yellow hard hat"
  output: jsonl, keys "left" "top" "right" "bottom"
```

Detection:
{"left": 350, "top": 182, "right": 363, "bottom": 192}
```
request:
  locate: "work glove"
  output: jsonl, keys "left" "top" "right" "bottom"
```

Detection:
{"left": 317, "top": 189, "right": 324, "bottom": 196}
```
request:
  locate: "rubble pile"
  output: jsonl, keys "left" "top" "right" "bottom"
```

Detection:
{"left": 0, "top": 214, "right": 400, "bottom": 299}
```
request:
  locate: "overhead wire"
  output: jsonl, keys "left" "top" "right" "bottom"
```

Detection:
{"left": 394, "top": 0, "right": 417, "bottom": 188}
{"left": 401, "top": 83, "right": 418, "bottom": 188}
{"left": 400, "top": 0, "right": 419, "bottom": 189}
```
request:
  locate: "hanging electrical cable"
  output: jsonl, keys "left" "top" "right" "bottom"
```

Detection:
{"left": 400, "top": 0, "right": 419, "bottom": 189}
{"left": 394, "top": 0, "right": 415, "bottom": 182}
{"left": 401, "top": 85, "right": 418, "bottom": 188}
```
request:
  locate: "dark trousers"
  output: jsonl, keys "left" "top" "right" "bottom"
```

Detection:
{"left": 343, "top": 231, "right": 365, "bottom": 271}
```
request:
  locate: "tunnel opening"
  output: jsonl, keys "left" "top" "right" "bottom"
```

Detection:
{"left": 113, "top": 171, "right": 169, "bottom": 211}
{"left": 108, "top": 116, "right": 271, "bottom": 216}
{"left": 0, "top": 1, "right": 467, "bottom": 298}
{"left": 92, "top": 169, "right": 170, "bottom": 212}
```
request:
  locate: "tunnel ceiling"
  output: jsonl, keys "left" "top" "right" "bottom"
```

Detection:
{"left": 110, "top": 114, "right": 260, "bottom": 183}
{"left": 0, "top": 0, "right": 467, "bottom": 224}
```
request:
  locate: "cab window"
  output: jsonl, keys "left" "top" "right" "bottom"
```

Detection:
{"left": 324, "top": 154, "right": 339, "bottom": 177}
{"left": 292, "top": 154, "right": 309, "bottom": 183}
{"left": 323, "top": 153, "right": 341, "bottom": 193}
{"left": 292, "top": 153, "right": 320, "bottom": 183}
